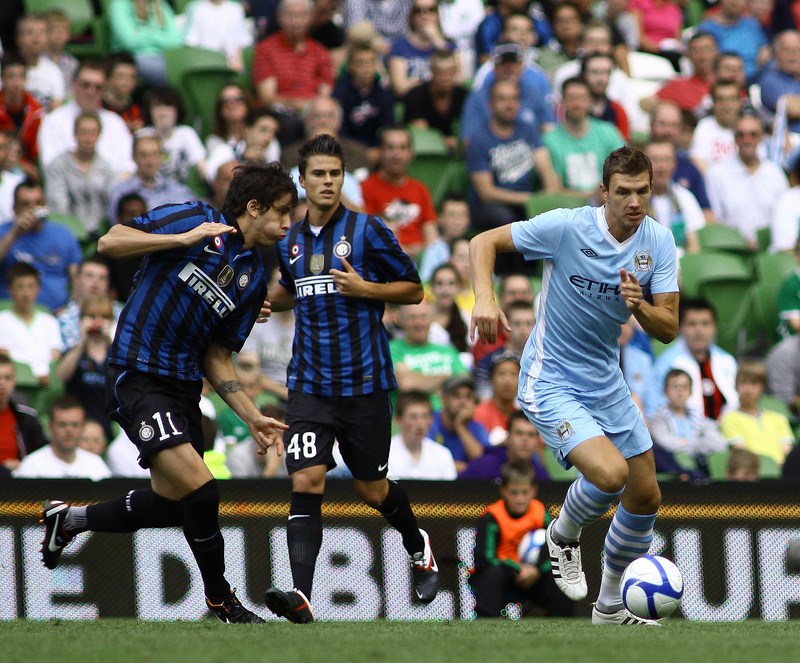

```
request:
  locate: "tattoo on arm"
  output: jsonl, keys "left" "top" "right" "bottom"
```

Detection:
{"left": 220, "top": 380, "right": 243, "bottom": 394}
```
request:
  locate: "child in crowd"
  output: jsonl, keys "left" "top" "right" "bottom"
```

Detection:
{"left": 469, "top": 462, "right": 574, "bottom": 618}
{"left": 102, "top": 53, "right": 144, "bottom": 134}
{"left": 648, "top": 368, "right": 727, "bottom": 479}
{"left": 726, "top": 447, "right": 761, "bottom": 481}
{"left": 143, "top": 86, "right": 206, "bottom": 184}
{"left": 44, "top": 10, "right": 78, "bottom": 86}
{"left": 719, "top": 360, "right": 795, "bottom": 467}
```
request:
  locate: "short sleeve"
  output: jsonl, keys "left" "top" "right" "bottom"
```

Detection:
{"left": 648, "top": 227, "right": 679, "bottom": 295}
{"left": 510, "top": 208, "right": 570, "bottom": 261}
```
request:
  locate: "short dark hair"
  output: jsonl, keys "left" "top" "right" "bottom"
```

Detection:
{"left": 561, "top": 76, "right": 589, "bottom": 97}
{"left": 50, "top": 395, "right": 85, "bottom": 420}
{"left": 6, "top": 262, "right": 39, "bottom": 287}
{"left": 679, "top": 297, "right": 717, "bottom": 324}
{"left": 395, "top": 390, "right": 432, "bottom": 417}
{"left": 507, "top": 409, "right": 535, "bottom": 432}
{"left": 500, "top": 461, "right": 536, "bottom": 486}
{"left": 580, "top": 52, "right": 614, "bottom": 76}
{"left": 116, "top": 192, "right": 146, "bottom": 222}
{"left": 106, "top": 51, "right": 137, "bottom": 76}
{"left": 75, "top": 58, "right": 107, "bottom": 80}
{"left": 298, "top": 133, "right": 346, "bottom": 177}
{"left": 221, "top": 161, "right": 298, "bottom": 219}
{"left": 13, "top": 179, "right": 42, "bottom": 208}
{"left": 504, "top": 298, "right": 535, "bottom": 318}
{"left": 602, "top": 146, "right": 653, "bottom": 189}
{"left": 0, "top": 51, "right": 26, "bottom": 73}
{"left": 143, "top": 86, "right": 185, "bottom": 124}
{"left": 664, "top": 368, "right": 692, "bottom": 390}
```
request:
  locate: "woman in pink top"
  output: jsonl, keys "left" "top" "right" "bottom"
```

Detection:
{"left": 628, "top": 0, "right": 684, "bottom": 70}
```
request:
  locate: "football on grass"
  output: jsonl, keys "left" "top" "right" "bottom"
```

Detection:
{"left": 621, "top": 555, "right": 684, "bottom": 619}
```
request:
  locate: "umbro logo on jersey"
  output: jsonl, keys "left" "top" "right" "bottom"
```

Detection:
{"left": 581, "top": 248, "right": 598, "bottom": 257}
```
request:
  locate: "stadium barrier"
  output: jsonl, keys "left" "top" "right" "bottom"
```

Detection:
{"left": 2, "top": 479, "right": 799, "bottom": 621}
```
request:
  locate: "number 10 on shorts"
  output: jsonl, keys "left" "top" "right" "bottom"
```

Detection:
{"left": 287, "top": 432, "right": 317, "bottom": 460}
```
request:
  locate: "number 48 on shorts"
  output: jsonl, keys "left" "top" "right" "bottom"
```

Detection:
{"left": 286, "top": 432, "right": 318, "bottom": 460}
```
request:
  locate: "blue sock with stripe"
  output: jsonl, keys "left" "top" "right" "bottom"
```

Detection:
{"left": 596, "top": 504, "right": 657, "bottom": 612}
{"left": 553, "top": 476, "right": 622, "bottom": 542}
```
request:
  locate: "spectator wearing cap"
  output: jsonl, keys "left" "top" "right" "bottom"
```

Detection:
{"left": 460, "top": 41, "right": 555, "bottom": 146}
{"left": 465, "top": 77, "right": 560, "bottom": 243}
{"left": 458, "top": 410, "right": 550, "bottom": 481}
{"left": 427, "top": 373, "right": 492, "bottom": 473}
{"left": 474, "top": 352, "right": 521, "bottom": 445}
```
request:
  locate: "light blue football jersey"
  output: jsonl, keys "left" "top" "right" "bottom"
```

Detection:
{"left": 511, "top": 205, "right": 678, "bottom": 398}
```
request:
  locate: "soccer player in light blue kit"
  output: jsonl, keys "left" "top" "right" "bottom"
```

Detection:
{"left": 469, "top": 147, "right": 680, "bottom": 626}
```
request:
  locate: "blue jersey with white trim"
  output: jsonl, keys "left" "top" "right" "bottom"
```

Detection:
{"left": 278, "top": 204, "right": 420, "bottom": 396}
{"left": 511, "top": 205, "right": 678, "bottom": 396}
{"left": 108, "top": 201, "right": 269, "bottom": 381}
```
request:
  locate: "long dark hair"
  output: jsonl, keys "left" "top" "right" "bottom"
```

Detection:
{"left": 431, "top": 263, "right": 468, "bottom": 353}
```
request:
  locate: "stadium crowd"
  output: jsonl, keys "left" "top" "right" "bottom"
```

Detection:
{"left": 2, "top": 0, "right": 800, "bottom": 484}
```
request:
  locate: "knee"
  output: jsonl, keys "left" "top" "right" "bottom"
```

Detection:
{"left": 355, "top": 480, "right": 389, "bottom": 508}
{"left": 591, "top": 458, "right": 629, "bottom": 494}
{"left": 631, "top": 485, "right": 662, "bottom": 515}
{"left": 290, "top": 471, "right": 325, "bottom": 495}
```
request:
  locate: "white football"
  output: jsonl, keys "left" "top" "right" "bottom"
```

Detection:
{"left": 517, "top": 528, "right": 546, "bottom": 566}
{"left": 621, "top": 555, "right": 684, "bottom": 620}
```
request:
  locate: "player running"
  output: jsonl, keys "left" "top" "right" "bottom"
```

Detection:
{"left": 40, "top": 162, "right": 297, "bottom": 624}
{"left": 470, "top": 146, "right": 679, "bottom": 626}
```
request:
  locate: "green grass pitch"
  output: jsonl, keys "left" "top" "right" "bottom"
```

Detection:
{"left": 3, "top": 619, "right": 800, "bottom": 663}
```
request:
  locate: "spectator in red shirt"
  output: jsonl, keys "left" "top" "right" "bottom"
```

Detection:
{"left": 0, "top": 52, "right": 43, "bottom": 178}
{"left": 252, "top": 0, "right": 334, "bottom": 145}
{"left": 361, "top": 125, "right": 438, "bottom": 258}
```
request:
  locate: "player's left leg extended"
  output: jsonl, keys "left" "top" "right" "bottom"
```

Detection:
{"left": 355, "top": 478, "right": 438, "bottom": 603}
{"left": 593, "top": 449, "right": 661, "bottom": 626}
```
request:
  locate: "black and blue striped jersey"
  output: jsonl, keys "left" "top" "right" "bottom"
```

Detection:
{"left": 278, "top": 205, "right": 420, "bottom": 396}
{"left": 108, "top": 201, "right": 269, "bottom": 381}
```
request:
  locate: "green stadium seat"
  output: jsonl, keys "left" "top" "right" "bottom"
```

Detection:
{"left": 756, "top": 226, "right": 771, "bottom": 253}
{"left": 542, "top": 451, "right": 579, "bottom": 481}
{"left": 181, "top": 67, "right": 239, "bottom": 139}
{"left": 49, "top": 212, "right": 88, "bottom": 242}
{"left": 163, "top": 46, "right": 229, "bottom": 92}
{"left": 237, "top": 44, "right": 255, "bottom": 91}
{"left": 696, "top": 225, "right": 750, "bottom": 254}
{"left": 409, "top": 126, "right": 449, "bottom": 157}
{"left": 760, "top": 394, "right": 792, "bottom": 419}
{"left": 679, "top": 250, "right": 751, "bottom": 299}
{"left": 754, "top": 251, "right": 795, "bottom": 284}
{"left": 524, "top": 192, "right": 586, "bottom": 220}
{"left": 67, "top": 15, "right": 111, "bottom": 59}
{"left": 758, "top": 454, "right": 781, "bottom": 479}
{"left": 750, "top": 281, "right": 781, "bottom": 350}
{"left": 706, "top": 450, "right": 730, "bottom": 480}
{"left": 408, "top": 154, "right": 452, "bottom": 206}
{"left": 24, "top": 0, "right": 93, "bottom": 37}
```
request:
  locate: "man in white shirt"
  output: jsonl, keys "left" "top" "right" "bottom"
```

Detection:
{"left": 689, "top": 79, "right": 743, "bottom": 173}
{"left": 705, "top": 114, "right": 788, "bottom": 249}
{"left": 14, "top": 395, "right": 111, "bottom": 479}
{"left": 37, "top": 59, "right": 134, "bottom": 175}
{"left": 644, "top": 139, "right": 705, "bottom": 256}
{"left": 15, "top": 13, "right": 65, "bottom": 112}
{"left": 388, "top": 390, "right": 457, "bottom": 480}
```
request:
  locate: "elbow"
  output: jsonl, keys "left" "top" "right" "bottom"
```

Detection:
{"left": 408, "top": 283, "right": 424, "bottom": 305}
{"left": 655, "top": 326, "right": 678, "bottom": 345}
{"left": 96, "top": 234, "right": 111, "bottom": 256}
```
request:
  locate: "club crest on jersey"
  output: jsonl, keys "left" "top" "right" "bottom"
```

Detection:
{"left": 334, "top": 236, "right": 352, "bottom": 260}
{"left": 217, "top": 265, "right": 234, "bottom": 287}
{"left": 237, "top": 271, "right": 250, "bottom": 289}
{"left": 310, "top": 254, "right": 325, "bottom": 275}
{"left": 555, "top": 419, "right": 574, "bottom": 442}
{"left": 139, "top": 421, "right": 155, "bottom": 442}
{"left": 634, "top": 250, "right": 653, "bottom": 272}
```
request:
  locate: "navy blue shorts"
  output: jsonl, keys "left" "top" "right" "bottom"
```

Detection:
{"left": 284, "top": 390, "right": 392, "bottom": 481}
{"left": 106, "top": 367, "right": 204, "bottom": 469}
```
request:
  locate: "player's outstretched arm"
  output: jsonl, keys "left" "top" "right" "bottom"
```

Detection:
{"left": 330, "top": 258, "right": 423, "bottom": 304}
{"left": 619, "top": 269, "right": 679, "bottom": 343}
{"left": 469, "top": 226, "right": 515, "bottom": 344}
{"left": 203, "top": 343, "right": 287, "bottom": 456}
{"left": 98, "top": 222, "right": 235, "bottom": 260}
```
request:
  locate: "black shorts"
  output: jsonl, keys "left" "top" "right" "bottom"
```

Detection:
{"left": 106, "top": 367, "right": 204, "bottom": 469}
{"left": 284, "top": 390, "right": 392, "bottom": 481}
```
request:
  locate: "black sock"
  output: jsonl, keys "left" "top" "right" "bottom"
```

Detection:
{"left": 287, "top": 492, "right": 323, "bottom": 599}
{"left": 376, "top": 481, "right": 424, "bottom": 555}
{"left": 181, "top": 480, "right": 230, "bottom": 604}
{"left": 82, "top": 490, "right": 183, "bottom": 533}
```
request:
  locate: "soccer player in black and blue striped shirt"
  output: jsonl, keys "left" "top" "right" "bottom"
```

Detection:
{"left": 262, "top": 134, "right": 439, "bottom": 624}
{"left": 39, "top": 162, "right": 298, "bottom": 624}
